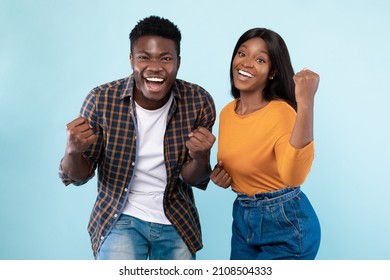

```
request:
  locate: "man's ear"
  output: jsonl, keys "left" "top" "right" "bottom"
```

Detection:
{"left": 177, "top": 55, "right": 181, "bottom": 70}
{"left": 129, "top": 53, "right": 133, "bottom": 69}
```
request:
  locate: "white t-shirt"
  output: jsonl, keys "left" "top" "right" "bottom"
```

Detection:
{"left": 122, "top": 94, "right": 173, "bottom": 225}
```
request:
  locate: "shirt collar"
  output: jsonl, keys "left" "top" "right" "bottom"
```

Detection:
{"left": 120, "top": 74, "right": 135, "bottom": 100}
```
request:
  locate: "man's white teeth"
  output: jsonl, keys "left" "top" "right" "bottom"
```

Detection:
{"left": 238, "top": 70, "right": 254, "bottom": 78}
{"left": 146, "top": 77, "right": 164, "bottom": 82}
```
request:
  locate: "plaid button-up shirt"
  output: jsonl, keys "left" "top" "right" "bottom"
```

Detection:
{"left": 59, "top": 74, "right": 216, "bottom": 258}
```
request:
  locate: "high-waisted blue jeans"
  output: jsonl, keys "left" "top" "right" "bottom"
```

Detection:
{"left": 231, "top": 187, "right": 321, "bottom": 260}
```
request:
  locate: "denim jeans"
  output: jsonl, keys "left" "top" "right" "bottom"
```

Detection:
{"left": 97, "top": 214, "right": 195, "bottom": 260}
{"left": 231, "top": 187, "right": 321, "bottom": 260}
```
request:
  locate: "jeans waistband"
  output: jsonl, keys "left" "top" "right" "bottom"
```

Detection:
{"left": 236, "top": 187, "right": 301, "bottom": 206}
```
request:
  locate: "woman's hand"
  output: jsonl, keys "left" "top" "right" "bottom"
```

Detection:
{"left": 293, "top": 68, "right": 319, "bottom": 107}
{"left": 210, "top": 161, "right": 232, "bottom": 189}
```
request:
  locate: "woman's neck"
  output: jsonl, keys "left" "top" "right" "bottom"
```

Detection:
{"left": 235, "top": 94, "right": 269, "bottom": 115}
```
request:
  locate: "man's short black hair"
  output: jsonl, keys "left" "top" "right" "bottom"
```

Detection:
{"left": 129, "top": 15, "right": 181, "bottom": 56}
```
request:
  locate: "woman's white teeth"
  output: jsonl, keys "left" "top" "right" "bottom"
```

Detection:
{"left": 238, "top": 70, "right": 254, "bottom": 78}
{"left": 146, "top": 77, "right": 164, "bottom": 82}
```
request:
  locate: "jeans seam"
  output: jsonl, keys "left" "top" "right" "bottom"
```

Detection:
{"left": 281, "top": 200, "right": 302, "bottom": 253}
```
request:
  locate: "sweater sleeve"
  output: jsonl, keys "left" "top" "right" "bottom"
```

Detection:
{"left": 274, "top": 133, "right": 314, "bottom": 187}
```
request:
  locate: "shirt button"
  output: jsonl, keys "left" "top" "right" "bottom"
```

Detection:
{"left": 124, "top": 188, "right": 128, "bottom": 192}
{"left": 131, "top": 162, "right": 135, "bottom": 166}
{"left": 114, "top": 214, "right": 118, "bottom": 218}
{"left": 100, "top": 236, "right": 104, "bottom": 240}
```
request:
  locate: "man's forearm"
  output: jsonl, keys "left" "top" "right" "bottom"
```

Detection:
{"left": 181, "top": 156, "right": 211, "bottom": 185}
{"left": 61, "top": 153, "right": 91, "bottom": 182}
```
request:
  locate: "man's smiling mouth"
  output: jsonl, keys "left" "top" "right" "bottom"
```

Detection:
{"left": 145, "top": 77, "right": 165, "bottom": 82}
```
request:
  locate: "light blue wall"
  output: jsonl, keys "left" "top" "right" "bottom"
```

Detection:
{"left": 1, "top": 0, "right": 389, "bottom": 259}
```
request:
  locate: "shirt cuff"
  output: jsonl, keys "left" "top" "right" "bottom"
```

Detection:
{"left": 58, "top": 157, "right": 95, "bottom": 186}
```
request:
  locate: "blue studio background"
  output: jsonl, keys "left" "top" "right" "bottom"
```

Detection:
{"left": 1, "top": 0, "right": 389, "bottom": 260}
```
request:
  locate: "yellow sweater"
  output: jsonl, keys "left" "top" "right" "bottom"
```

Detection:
{"left": 217, "top": 99, "right": 314, "bottom": 196}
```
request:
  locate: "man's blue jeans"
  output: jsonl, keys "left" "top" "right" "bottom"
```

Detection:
{"left": 97, "top": 214, "right": 195, "bottom": 260}
{"left": 231, "top": 187, "right": 321, "bottom": 260}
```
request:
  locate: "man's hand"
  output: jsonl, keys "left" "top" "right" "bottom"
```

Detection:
{"left": 181, "top": 127, "right": 216, "bottom": 185}
{"left": 185, "top": 127, "right": 216, "bottom": 161}
{"left": 65, "top": 117, "right": 97, "bottom": 155}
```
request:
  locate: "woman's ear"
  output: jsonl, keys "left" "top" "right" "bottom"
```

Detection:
{"left": 269, "top": 70, "right": 277, "bottom": 80}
